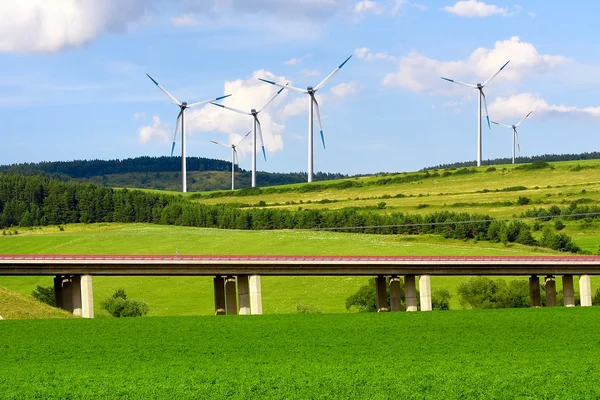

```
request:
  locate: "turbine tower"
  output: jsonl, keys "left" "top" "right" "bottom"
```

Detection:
{"left": 210, "top": 85, "right": 286, "bottom": 188}
{"left": 210, "top": 131, "right": 251, "bottom": 190}
{"left": 492, "top": 111, "right": 533, "bottom": 164}
{"left": 146, "top": 73, "right": 231, "bottom": 193}
{"left": 441, "top": 61, "right": 510, "bottom": 167}
{"left": 259, "top": 55, "right": 352, "bottom": 182}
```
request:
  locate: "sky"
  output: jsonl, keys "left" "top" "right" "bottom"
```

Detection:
{"left": 1, "top": 0, "right": 599, "bottom": 175}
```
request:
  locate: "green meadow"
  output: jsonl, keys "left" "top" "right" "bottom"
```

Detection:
{"left": 2, "top": 308, "right": 600, "bottom": 399}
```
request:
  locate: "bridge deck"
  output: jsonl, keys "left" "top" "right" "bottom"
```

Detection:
{"left": 1, "top": 255, "right": 599, "bottom": 276}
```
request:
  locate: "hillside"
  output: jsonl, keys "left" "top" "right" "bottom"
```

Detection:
{"left": 0, "top": 286, "right": 74, "bottom": 319}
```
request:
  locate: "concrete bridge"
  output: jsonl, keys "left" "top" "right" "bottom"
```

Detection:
{"left": 1, "top": 255, "right": 599, "bottom": 318}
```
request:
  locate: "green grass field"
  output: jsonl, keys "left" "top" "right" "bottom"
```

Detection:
{"left": 2, "top": 308, "right": 600, "bottom": 399}
{"left": 0, "top": 223, "right": 598, "bottom": 316}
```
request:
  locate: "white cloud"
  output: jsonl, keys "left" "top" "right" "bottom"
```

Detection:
{"left": 133, "top": 112, "right": 146, "bottom": 120}
{"left": 489, "top": 93, "right": 600, "bottom": 121}
{"left": 382, "top": 37, "right": 567, "bottom": 94}
{"left": 302, "top": 69, "right": 323, "bottom": 77}
{"left": 354, "top": 47, "right": 395, "bottom": 61}
{"left": 330, "top": 81, "right": 361, "bottom": 97}
{"left": 443, "top": 0, "right": 508, "bottom": 17}
{"left": 138, "top": 115, "right": 170, "bottom": 144}
{"left": 0, "top": 0, "right": 154, "bottom": 53}
{"left": 184, "top": 70, "right": 291, "bottom": 156}
{"left": 353, "top": 0, "right": 406, "bottom": 16}
{"left": 170, "top": 14, "right": 201, "bottom": 26}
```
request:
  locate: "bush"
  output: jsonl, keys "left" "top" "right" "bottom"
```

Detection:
{"left": 101, "top": 289, "right": 149, "bottom": 317}
{"left": 554, "top": 220, "right": 565, "bottom": 231}
{"left": 457, "top": 277, "right": 531, "bottom": 309}
{"left": 432, "top": 289, "right": 451, "bottom": 310}
{"left": 540, "top": 227, "right": 581, "bottom": 253}
{"left": 517, "top": 196, "right": 531, "bottom": 205}
{"left": 296, "top": 301, "right": 322, "bottom": 314}
{"left": 31, "top": 285, "right": 55, "bottom": 306}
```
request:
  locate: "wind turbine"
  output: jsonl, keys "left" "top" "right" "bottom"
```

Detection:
{"left": 492, "top": 111, "right": 533, "bottom": 164}
{"left": 210, "top": 130, "right": 251, "bottom": 190}
{"left": 258, "top": 55, "right": 352, "bottom": 183}
{"left": 210, "top": 85, "right": 287, "bottom": 188}
{"left": 146, "top": 73, "right": 231, "bottom": 193}
{"left": 441, "top": 60, "right": 510, "bottom": 167}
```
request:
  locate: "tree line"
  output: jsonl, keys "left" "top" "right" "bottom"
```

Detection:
{"left": 0, "top": 173, "right": 586, "bottom": 253}
{"left": 425, "top": 152, "right": 600, "bottom": 170}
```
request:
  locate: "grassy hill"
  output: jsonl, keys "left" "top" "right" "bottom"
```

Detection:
{"left": 0, "top": 285, "right": 74, "bottom": 319}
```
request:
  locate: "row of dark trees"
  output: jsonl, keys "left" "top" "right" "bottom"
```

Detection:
{"left": 425, "top": 152, "right": 600, "bottom": 170}
{"left": 0, "top": 174, "right": 585, "bottom": 253}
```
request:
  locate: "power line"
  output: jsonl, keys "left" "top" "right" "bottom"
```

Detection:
{"left": 296, "top": 212, "right": 600, "bottom": 232}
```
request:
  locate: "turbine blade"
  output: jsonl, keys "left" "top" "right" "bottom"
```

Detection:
{"left": 257, "top": 83, "right": 288, "bottom": 113}
{"left": 491, "top": 121, "right": 512, "bottom": 129}
{"left": 211, "top": 102, "right": 251, "bottom": 115}
{"left": 171, "top": 111, "right": 182, "bottom": 156}
{"left": 234, "top": 130, "right": 252, "bottom": 147}
{"left": 210, "top": 140, "right": 230, "bottom": 148}
{"left": 314, "top": 55, "right": 352, "bottom": 91}
{"left": 440, "top": 77, "right": 477, "bottom": 88}
{"left": 482, "top": 60, "right": 510, "bottom": 87}
{"left": 258, "top": 78, "right": 307, "bottom": 94}
{"left": 515, "top": 129, "right": 521, "bottom": 152}
{"left": 312, "top": 97, "right": 325, "bottom": 149}
{"left": 187, "top": 94, "right": 232, "bottom": 108}
{"left": 481, "top": 90, "right": 491, "bottom": 129}
{"left": 256, "top": 118, "right": 267, "bottom": 161}
{"left": 515, "top": 111, "right": 533, "bottom": 127}
{"left": 146, "top": 73, "right": 181, "bottom": 106}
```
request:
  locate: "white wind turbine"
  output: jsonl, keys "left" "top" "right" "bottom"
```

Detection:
{"left": 210, "top": 131, "right": 251, "bottom": 190}
{"left": 441, "top": 60, "right": 510, "bottom": 167}
{"left": 210, "top": 85, "right": 287, "bottom": 188}
{"left": 258, "top": 55, "right": 352, "bottom": 182}
{"left": 492, "top": 111, "right": 533, "bottom": 164}
{"left": 146, "top": 73, "right": 231, "bottom": 193}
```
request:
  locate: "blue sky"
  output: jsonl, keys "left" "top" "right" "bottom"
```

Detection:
{"left": 1, "top": 0, "right": 599, "bottom": 175}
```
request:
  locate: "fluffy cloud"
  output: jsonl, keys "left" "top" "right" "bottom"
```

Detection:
{"left": 443, "top": 0, "right": 508, "bottom": 17}
{"left": 169, "top": 14, "right": 201, "bottom": 26}
{"left": 382, "top": 37, "right": 567, "bottom": 94}
{"left": 489, "top": 93, "right": 600, "bottom": 121}
{"left": 353, "top": 0, "right": 406, "bottom": 16}
{"left": 330, "top": 81, "right": 361, "bottom": 97}
{"left": 138, "top": 115, "right": 170, "bottom": 144}
{"left": 354, "top": 47, "right": 395, "bottom": 61}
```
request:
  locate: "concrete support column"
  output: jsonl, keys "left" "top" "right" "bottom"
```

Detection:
{"left": 213, "top": 276, "right": 226, "bottom": 315}
{"left": 405, "top": 275, "right": 418, "bottom": 312}
{"left": 529, "top": 276, "right": 541, "bottom": 307}
{"left": 389, "top": 276, "right": 401, "bottom": 312}
{"left": 580, "top": 275, "right": 592, "bottom": 307}
{"left": 71, "top": 275, "right": 83, "bottom": 317}
{"left": 249, "top": 275, "right": 263, "bottom": 315}
{"left": 53, "top": 276, "right": 63, "bottom": 309}
{"left": 237, "top": 275, "right": 250, "bottom": 315}
{"left": 225, "top": 276, "right": 238, "bottom": 315}
{"left": 563, "top": 275, "right": 575, "bottom": 307}
{"left": 419, "top": 275, "right": 432, "bottom": 311}
{"left": 80, "top": 275, "right": 94, "bottom": 318}
{"left": 545, "top": 275, "right": 556, "bottom": 307}
{"left": 376, "top": 276, "right": 388, "bottom": 312}
{"left": 61, "top": 277, "right": 74, "bottom": 313}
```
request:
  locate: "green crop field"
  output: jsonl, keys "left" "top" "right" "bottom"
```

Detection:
{"left": 2, "top": 308, "right": 600, "bottom": 399}
{"left": 2, "top": 223, "right": 591, "bottom": 316}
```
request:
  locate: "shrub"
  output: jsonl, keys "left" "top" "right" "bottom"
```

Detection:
{"left": 540, "top": 227, "right": 581, "bottom": 253}
{"left": 517, "top": 196, "right": 531, "bottom": 205}
{"left": 31, "top": 285, "right": 55, "bottom": 306}
{"left": 486, "top": 167, "right": 496, "bottom": 172}
{"left": 432, "top": 289, "right": 451, "bottom": 310}
{"left": 101, "top": 289, "right": 149, "bottom": 317}
{"left": 554, "top": 220, "right": 565, "bottom": 231}
{"left": 377, "top": 202, "right": 387, "bottom": 209}
{"left": 457, "top": 277, "right": 531, "bottom": 309}
{"left": 296, "top": 302, "right": 322, "bottom": 314}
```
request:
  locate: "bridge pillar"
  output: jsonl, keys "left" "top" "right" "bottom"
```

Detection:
{"left": 389, "top": 276, "right": 401, "bottom": 312}
{"left": 545, "top": 276, "right": 556, "bottom": 307}
{"left": 213, "top": 276, "right": 226, "bottom": 315}
{"left": 580, "top": 275, "right": 592, "bottom": 307}
{"left": 563, "top": 275, "right": 575, "bottom": 307}
{"left": 237, "top": 275, "right": 250, "bottom": 315}
{"left": 529, "top": 276, "right": 541, "bottom": 307}
{"left": 53, "top": 275, "right": 93, "bottom": 318}
{"left": 249, "top": 275, "right": 263, "bottom": 315}
{"left": 54, "top": 276, "right": 64, "bottom": 309}
{"left": 80, "top": 275, "right": 94, "bottom": 319}
{"left": 225, "top": 276, "right": 238, "bottom": 315}
{"left": 419, "top": 275, "right": 432, "bottom": 311}
{"left": 405, "top": 275, "right": 418, "bottom": 312}
{"left": 376, "top": 276, "right": 388, "bottom": 312}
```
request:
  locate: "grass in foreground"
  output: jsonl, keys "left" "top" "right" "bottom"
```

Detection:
{"left": 2, "top": 308, "right": 600, "bottom": 399}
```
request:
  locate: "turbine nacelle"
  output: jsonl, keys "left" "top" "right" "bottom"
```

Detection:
{"left": 307, "top": 86, "right": 315, "bottom": 95}
{"left": 251, "top": 109, "right": 257, "bottom": 116}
